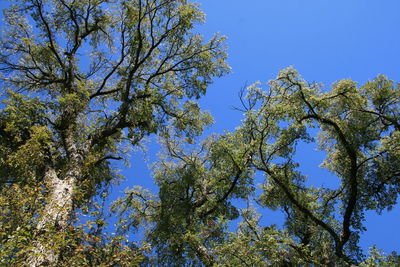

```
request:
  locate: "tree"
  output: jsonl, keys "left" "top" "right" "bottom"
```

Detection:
{"left": 114, "top": 68, "right": 400, "bottom": 265}
{"left": 0, "top": 0, "right": 228, "bottom": 265}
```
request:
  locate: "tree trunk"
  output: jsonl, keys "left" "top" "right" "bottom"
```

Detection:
{"left": 26, "top": 169, "right": 74, "bottom": 266}
{"left": 26, "top": 133, "right": 84, "bottom": 266}
{"left": 190, "top": 243, "right": 215, "bottom": 267}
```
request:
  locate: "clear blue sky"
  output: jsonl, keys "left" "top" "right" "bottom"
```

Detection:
{"left": 124, "top": 0, "right": 400, "bottom": 255}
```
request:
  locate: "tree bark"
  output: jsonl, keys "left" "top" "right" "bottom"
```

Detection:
{"left": 190, "top": 243, "right": 215, "bottom": 267}
{"left": 26, "top": 168, "right": 75, "bottom": 266}
{"left": 26, "top": 132, "right": 84, "bottom": 266}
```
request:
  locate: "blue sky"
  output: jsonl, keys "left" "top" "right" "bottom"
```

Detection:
{"left": 122, "top": 0, "right": 400, "bottom": 254}
{"left": 196, "top": 0, "right": 400, "bottom": 130}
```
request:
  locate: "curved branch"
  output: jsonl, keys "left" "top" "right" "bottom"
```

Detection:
{"left": 33, "top": 0, "right": 65, "bottom": 69}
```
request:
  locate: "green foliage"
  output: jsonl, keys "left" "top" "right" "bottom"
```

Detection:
{"left": 0, "top": 0, "right": 228, "bottom": 265}
{"left": 111, "top": 68, "right": 400, "bottom": 266}
{"left": 0, "top": 184, "right": 45, "bottom": 265}
{"left": 0, "top": 91, "right": 49, "bottom": 183}
{"left": 359, "top": 246, "right": 400, "bottom": 267}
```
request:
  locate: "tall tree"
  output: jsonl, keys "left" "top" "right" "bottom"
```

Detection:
{"left": 0, "top": 0, "right": 228, "bottom": 265}
{"left": 115, "top": 68, "right": 400, "bottom": 265}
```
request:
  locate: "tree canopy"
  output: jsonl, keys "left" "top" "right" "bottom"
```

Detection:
{"left": 0, "top": 0, "right": 227, "bottom": 265}
{"left": 111, "top": 68, "right": 400, "bottom": 266}
{"left": 0, "top": 0, "right": 399, "bottom": 266}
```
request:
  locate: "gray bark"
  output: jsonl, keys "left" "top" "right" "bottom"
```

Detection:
{"left": 26, "top": 168, "right": 75, "bottom": 266}
{"left": 26, "top": 133, "right": 85, "bottom": 266}
{"left": 191, "top": 244, "right": 215, "bottom": 267}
